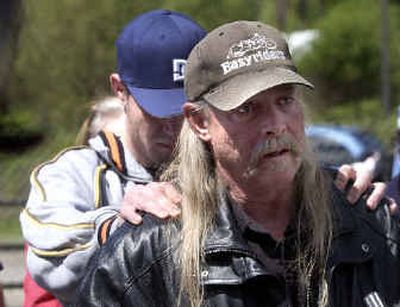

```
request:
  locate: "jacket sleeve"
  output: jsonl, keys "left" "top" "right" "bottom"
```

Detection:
{"left": 74, "top": 234, "right": 127, "bottom": 307}
{"left": 19, "top": 147, "right": 120, "bottom": 303}
{"left": 75, "top": 219, "right": 178, "bottom": 307}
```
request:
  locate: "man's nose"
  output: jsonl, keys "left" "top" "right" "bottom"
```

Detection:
{"left": 260, "top": 108, "right": 287, "bottom": 135}
{"left": 162, "top": 118, "right": 182, "bottom": 137}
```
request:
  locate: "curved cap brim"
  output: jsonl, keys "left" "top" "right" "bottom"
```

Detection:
{"left": 126, "top": 85, "right": 186, "bottom": 118}
{"left": 203, "top": 67, "right": 314, "bottom": 111}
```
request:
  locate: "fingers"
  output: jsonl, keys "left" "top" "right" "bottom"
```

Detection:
{"left": 356, "top": 183, "right": 398, "bottom": 217}
{"left": 363, "top": 182, "right": 386, "bottom": 210}
{"left": 335, "top": 164, "right": 377, "bottom": 204}
{"left": 335, "top": 164, "right": 356, "bottom": 191}
{"left": 119, "top": 182, "right": 182, "bottom": 225}
{"left": 335, "top": 164, "right": 360, "bottom": 203}
{"left": 387, "top": 197, "right": 399, "bottom": 216}
{"left": 346, "top": 167, "right": 373, "bottom": 204}
{"left": 162, "top": 183, "right": 182, "bottom": 206}
{"left": 336, "top": 164, "right": 397, "bottom": 216}
{"left": 120, "top": 204, "right": 143, "bottom": 225}
{"left": 147, "top": 182, "right": 181, "bottom": 216}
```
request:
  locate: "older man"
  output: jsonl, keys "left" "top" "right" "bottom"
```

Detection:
{"left": 77, "top": 21, "right": 400, "bottom": 306}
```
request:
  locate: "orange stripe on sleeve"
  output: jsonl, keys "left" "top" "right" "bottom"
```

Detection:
{"left": 103, "top": 131, "right": 123, "bottom": 172}
{"left": 98, "top": 216, "right": 117, "bottom": 245}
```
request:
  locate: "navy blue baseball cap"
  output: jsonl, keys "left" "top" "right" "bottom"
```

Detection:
{"left": 116, "top": 10, "right": 206, "bottom": 118}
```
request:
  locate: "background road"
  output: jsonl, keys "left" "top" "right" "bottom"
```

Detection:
{"left": 1, "top": 245, "right": 24, "bottom": 307}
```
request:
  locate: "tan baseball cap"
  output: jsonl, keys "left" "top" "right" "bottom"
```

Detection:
{"left": 184, "top": 21, "right": 313, "bottom": 110}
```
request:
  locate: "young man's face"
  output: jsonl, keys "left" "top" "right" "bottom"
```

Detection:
{"left": 125, "top": 95, "right": 183, "bottom": 169}
{"left": 205, "top": 84, "right": 306, "bottom": 186}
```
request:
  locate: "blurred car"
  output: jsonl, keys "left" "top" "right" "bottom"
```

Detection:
{"left": 305, "top": 124, "right": 391, "bottom": 181}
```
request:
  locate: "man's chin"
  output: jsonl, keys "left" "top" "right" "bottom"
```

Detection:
{"left": 151, "top": 158, "right": 174, "bottom": 180}
{"left": 244, "top": 158, "right": 299, "bottom": 181}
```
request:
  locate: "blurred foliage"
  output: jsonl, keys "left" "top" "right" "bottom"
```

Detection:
{"left": 0, "top": 129, "right": 76, "bottom": 200}
{"left": 298, "top": 0, "right": 400, "bottom": 105}
{"left": 8, "top": 0, "right": 392, "bottom": 136}
{"left": 3, "top": 1, "right": 282, "bottom": 140}
{"left": 0, "top": 111, "right": 41, "bottom": 137}
{"left": 8, "top": 0, "right": 135, "bottom": 132}
{"left": 0, "top": 206, "right": 23, "bottom": 242}
{"left": 1, "top": 0, "right": 399, "bottom": 203}
{"left": 165, "top": 0, "right": 265, "bottom": 30}
{"left": 6, "top": 0, "right": 281, "bottom": 134}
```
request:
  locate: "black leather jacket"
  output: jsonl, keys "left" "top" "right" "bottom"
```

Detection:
{"left": 75, "top": 187, "right": 400, "bottom": 307}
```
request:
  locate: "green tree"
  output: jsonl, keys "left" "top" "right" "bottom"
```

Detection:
{"left": 7, "top": 0, "right": 165, "bottom": 134}
{"left": 164, "top": 0, "right": 265, "bottom": 30}
{"left": 0, "top": 0, "right": 24, "bottom": 113}
{"left": 298, "top": 0, "right": 400, "bottom": 108}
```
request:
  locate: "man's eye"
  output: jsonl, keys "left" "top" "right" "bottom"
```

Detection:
{"left": 278, "top": 97, "right": 295, "bottom": 106}
{"left": 237, "top": 102, "right": 253, "bottom": 114}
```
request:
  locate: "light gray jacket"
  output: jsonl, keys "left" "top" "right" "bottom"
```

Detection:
{"left": 20, "top": 132, "right": 153, "bottom": 303}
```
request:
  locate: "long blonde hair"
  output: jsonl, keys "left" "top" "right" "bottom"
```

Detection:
{"left": 163, "top": 107, "right": 333, "bottom": 307}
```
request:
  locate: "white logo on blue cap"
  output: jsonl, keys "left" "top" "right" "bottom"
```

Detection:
{"left": 173, "top": 59, "right": 186, "bottom": 82}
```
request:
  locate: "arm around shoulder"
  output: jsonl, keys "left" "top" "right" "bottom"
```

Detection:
{"left": 20, "top": 147, "right": 120, "bottom": 302}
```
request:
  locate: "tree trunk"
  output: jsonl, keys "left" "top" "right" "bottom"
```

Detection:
{"left": 0, "top": 0, "right": 24, "bottom": 113}
{"left": 380, "top": 0, "right": 390, "bottom": 115}
{"left": 298, "top": 0, "right": 308, "bottom": 23}
{"left": 276, "top": 0, "right": 289, "bottom": 31}
{"left": 319, "top": 0, "right": 325, "bottom": 15}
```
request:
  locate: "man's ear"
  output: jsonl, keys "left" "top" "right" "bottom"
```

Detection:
{"left": 183, "top": 103, "right": 211, "bottom": 142}
{"left": 110, "top": 73, "right": 128, "bottom": 102}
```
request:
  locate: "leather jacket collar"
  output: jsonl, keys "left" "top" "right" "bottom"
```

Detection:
{"left": 202, "top": 186, "right": 394, "bottom": 285}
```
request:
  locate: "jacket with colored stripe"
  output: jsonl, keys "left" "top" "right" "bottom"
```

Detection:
{"left": 20, "top": 131, "right": 154, "bottom": 304}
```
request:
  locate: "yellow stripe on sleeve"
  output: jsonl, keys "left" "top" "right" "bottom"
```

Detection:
{"left": 30, "top": 242, "right": 92, "bottom": 257}
{"left": 94, "top": 164, "right": 107, "bottom": 208}
{"left": 30, "top": 145, "right": 88, "bottom": 202}
{"left": 21, "top": 209, "right": 94, "bottom": 230}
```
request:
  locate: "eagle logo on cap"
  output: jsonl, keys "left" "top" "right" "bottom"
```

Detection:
{"left": 220, "top": 33, "right": 286, "bottom": 75}
{"left": 227, "top": 33, "right": 277, "bottom": 59}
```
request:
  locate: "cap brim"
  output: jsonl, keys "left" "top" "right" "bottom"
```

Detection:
{"left": 203, "top": 67, "right": 314, "bottom": 111}
{"left": 126, "top": 85, "right": 186, "bottom": 118}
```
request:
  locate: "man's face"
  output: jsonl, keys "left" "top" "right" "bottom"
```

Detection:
{"left": 205, "top": 84, "right": 306, "bottom": 186}
{"left": 125, "top": 95, "right": 183, "bottom": 169}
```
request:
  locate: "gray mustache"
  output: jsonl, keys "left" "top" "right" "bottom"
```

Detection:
{"left": 249, "top": 134, "right": 298, "bottom": 168}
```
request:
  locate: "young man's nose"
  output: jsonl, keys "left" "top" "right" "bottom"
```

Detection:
{"left": 162, "top": 117, "right": 183, "bottom": 137}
